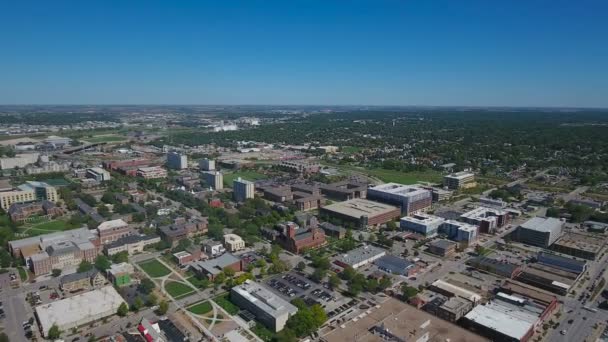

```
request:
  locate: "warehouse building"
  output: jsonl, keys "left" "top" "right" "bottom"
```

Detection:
{"left": 467, "top": 256, "right": 522, "bottom": 278}
{"left": 512, "top": 217, "right": 564, "bottom": 248}
{"left": 320, "top": 198, "right": 401, "bottom": 229}
{"left": 334, "top": 245, "right": 386, "bottom": 269}
{"left": 550, "top": 231, "right": 605, "bottom": 261}
{"left": 430, "top": 279, "right": 482, "bottom": 304}
{"left": 35, "top": 286, "right": 126, "bottom": 337}
{"left": 515, "top": 255, "right": 584, "bottom": 295}
{"left": 231, "top": 280, "right": 298, "bottom": 332}
{"left": 374, "top": 254, "right": 418, "bottom": 276}
{"left": 367, "top": 183, "right": 432, "bottom": 215}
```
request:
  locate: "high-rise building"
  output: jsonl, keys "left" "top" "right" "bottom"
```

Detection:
{"left": 203, "top": 171, "right": 223, "bottom": 190}
{"left": 199, "top": 159, "right": 215, "bottom": 171}
{"left": 233, "top": 177, "right": 254, "bottom": 202}
{"left": 367, "top": 183, "right": 432, "bottom": 215}
{"left": 166, "top": 151, "right": 188, "bottom": 169}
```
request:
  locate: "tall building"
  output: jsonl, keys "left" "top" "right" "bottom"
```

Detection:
{"left": 199, "top": 158, "right": 215, "bottom": 171}
{"left": 512, "top": 217, "right": 564, "bottom": 248}
{"left": 233, "top": 177, "right": 254, "bottom": 202}
{"left": 203, "top": 171, "right": 223, "bottom": 190}
{"left": 367, "top": 183, "right": 432, "bottom": 215}
{"left": 167, "top": 151, "right": 188, "bottom": 170}
{"left": 0, "top": 181, "right": 59, "bottom": 210}
{"left": 443, "top": 171, "right": 476, "bottom": 190}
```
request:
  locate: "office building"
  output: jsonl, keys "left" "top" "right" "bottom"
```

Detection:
{"left": 320, "top": 198, "right": 401, "bottom": 229}
{"left": 334, "top": 245, "right": 387, "bottom": 269}
{"left": 86, "top": 167, "right": 111, "bottom": 182}
{"left": 367, "top": 183, "right": 432, "bottom": 215}
{"left": 137, "top": 166, "right": 168, "bottom": 179}
{"left": 550, "top": 231, "right": 605, "bottom": 261}
{"left": 35, "top": 286, "right": 126, "bottom": 337}
{"left": 224, "top": 233, "right": 245, "bottom": 252}
{"left": 512, "top": 217, "right": 564, "bottom": 248}
{"left": 167, "top": 151, "right": 188, "bottom": 170}
{"left": 199, "top": 158, "right": 215, "bottom": 171}
{"left": 231, "top": 280, "right": 298, "bottom": 332}
{"left": 319, "top": 180, "right": 367, "bottom": 201}
{"left": 0, "top": 181, "right": 59, "bottom": 210}
{"left": 279, "top": 160, "right": 320, "bottom": 174}
{"left": 400, "top": 213, "right": 445, "bottom": 236}
{"left": 440, "top": 220, "right": 478, "bottom": 245}
{"left": 233, "top": 177, "right": 255, "bottom": 202}
{"left": 203, "top": 171, "right": 223, "bottom": 190}
{"left": 460, "top": 206, "right": 509, "bottom": 234}
{"left": 443, "top": 171, "right": 476, "bottom": 190}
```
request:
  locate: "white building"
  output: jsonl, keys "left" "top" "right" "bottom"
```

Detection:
{"left": 224, "top": 234, "right": 245, "bottom": 252}
{"left": 231, "top": 280, "right": 298, "bottom": 332}
{"left": 400, "top": 213, "right": 445, "bottom": 236}
{"left": 513, "top": 217, "right": 564, "bottom": 248}
{"left": 440, "top": 220, "right": 478, "bottom": 245}
{"left": 86, "top": 167, "right": 112, "bottom": 182}
{"left": 443, "top": 171, "right": 475, "bottom": 190}
{"left": 204, "top": 241, "right": 226, "bottom": 257}
{"left": 335, "top": 245, "right": 387, "bottom": 269}
{"left": 35, "top": 286, "right": 126, "bottom": 337}
{"left": 167, "top": 151, "right": 188, "bottom": 170}
{"left": 367, "top": 183, "right": 432, "bottom": 215}
{"left": 0, "top": 153, "right": 40, "bottom": 169}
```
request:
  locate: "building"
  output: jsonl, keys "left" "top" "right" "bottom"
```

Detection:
{"left": 203, "top": 171, "right": 224, "bottom": 190}
{"left": 233, "top": 177, "right": 255, "bottom": 202}
{"left": 430, "top": 279, "right": 482, "bottom": 303}
{"left": 190, "top": 253, "right": 242, "bottom": 280}
{"left": 107, "top": 262, "right": 134, "bottom": 287}
{"left": 427, "top": 296, "right": 474, "bottom": 323}
{"left": 568, "top": 198, "right": 603, "bottom": 210}
{"left": 137, "top": 166, "right": 168, "bottom": 179}
{"left": 400, "top": 213, "right": 445, "bottom": 236}
{"left": 74, "top": 198, "right": 104, "bottom": 223}
{"left": 479, "top": 197, "right": 507, "bottom": 208}
{"left": 515, "top": 254, "right": 585, "bottom": 295}
{"left": 158, "top": 217, "right": 208, "bottom": 246}
{"left": 8, "top": 228, "right": 99, "bottom": 276}
{"left": 204, "top": 241, "right": 226, "bottom": 257}
{"left": 536, "top": 251, "right": 587, "bottom": 274}
{"left": 440, "top": 220, "right": 478, "bottom": 245}
{"left": 8, "top": 200, "right": 63, "bottom": 222}
{"left": 231, "top": 280, "right": 298, "bottom": 332}
{"left": 104, "top": 234, "right": 161, "bottom": 256}
{"left": 319, "top": 222, "right": 346, "bottom": 239}
{"left": 334, "top": 245, "right": 386, "bottom": 269}
{"left": 60, "top": 270, "right": 106, "bottom": 292}
{"left": 97, "top": 219, "right": 132, "bottom": 244}
{"left": 444, "top": 171, "right": 476, "bottom": 190}
{"left": 199, "top": 159, "right": 215, "bottom": 171}
{"left": 319, "top": 180, "right": 367, "bottom": 201}
{"left": 24, "top": 156, "right": 71, "bottom": 175}
{"left": 428, "top": 239, "right": 457, "bottom": 257}
{"left": 167, "top": 151, "right": 188, "bottom": 170}
{"left": 173, "top": 247, "right": 204, "bottom": 266}
{"left": 86, "top": 167, "right": 112, "bottom": 182}
{"left": 467, "top": 256, "right": 522, "bottom": 278}
{"left": 322, "top": 297, "right": 488, "bottom": 342}
{"left": 550, "top": 231, "right": 605, "bottom": 261}
{"left": 367, "top": 183, "right": 432, "bottom": 215}
{"left": 374, "top": 254, "right": 418, "bottom": 276}
{"left": 0, "top": 153, "right": 39, "bottom": 169}
{"left": 320, "top": 198, "right": 401, "bottom": 229}
{"left": 512, "top": 217, "right": 564, "bottom": 248}
{"left": 278, "top": 160, "right": 320, "bottom": 174}
{"left": 35, "top": 286, "right": 126, "bottom": 337}
{"left": 274, "top": 221, "right": 326, "bottom": 254}
{"left": 0, "top": 181, "right": 59, "bottom": 210}
{"left": 460, "top": 206, "right": 510, "bottom": 234}
{"left": 224, "top": 234, "right": 245, "bottom": 252}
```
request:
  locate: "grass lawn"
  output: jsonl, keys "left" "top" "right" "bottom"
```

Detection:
{"left": 223, "top": 171, "right": 268, "bottom": 187}
{"left": 17, "top": 267, "right": 27, "bottom": 282}
{"left": 188, "top": 301, "right": 213, "bottom": 315}
{"left": 251, "top": 322, "right": 276, "bottom": 341}
{"left": 187, "top": 276, "right": 210, "bottom": 289}
{"left": 340, "top": 146, "right": 362, "bottom": 154}
{"left": 213, "top": 293, "right": 239, "bottom": 315}
{"left": 365, "top": 168, "right": 442, "bottom": 184}
{"left": 85, "top": 134, "right": 128, "bottom": 143}
{"left": 164, "top": 281, "right": 194, "bottom": 299}
{"left": 138, "top": 259, "right": 171, "bottom": 278}
{"left": 20, "top": 219, "right": 81, "bottom": 237}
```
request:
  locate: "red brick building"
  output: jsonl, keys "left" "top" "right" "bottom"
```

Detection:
{"left": 276, "top": 222, "right": 326, "bottom": 254}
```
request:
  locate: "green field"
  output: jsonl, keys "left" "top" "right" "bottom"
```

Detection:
{"left": 17, "top": 267, "right": 28, "bottom": 282}
{"left": 187, "top": 276, "right": 210, "bottom": 289}
{"left": 85, "top": 135, "right": 128, "bottom": 143}
{"left": 164, "top": 281, "right": 194, "bottom": 299}
{"left": 138, "top": 259, "right": 171, "bottom": 278}
{"left": 188, "top": 301, "right": 213, "bottom": 315}
{"left": 21, "top": 219, "right": 81, "bottom": 237}
{"left": 42, "top": 178, "right": 71, "bottom": 187}
{"left": 223, "top": 171, "right": 268, "bottom": 187}
{"left": 364, "top": 168, "right": 442, "bottom": 184}
{"left": 213, "top": 293, "right": 239, "bottom": 315}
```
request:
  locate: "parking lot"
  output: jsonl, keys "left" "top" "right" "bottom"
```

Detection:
{"left": 265, "top": 272, "right": 344, "bottom": 311}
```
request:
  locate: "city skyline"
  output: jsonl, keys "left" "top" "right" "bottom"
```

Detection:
{"left": 1, "top": 1, "right": 607, "bottom": 107}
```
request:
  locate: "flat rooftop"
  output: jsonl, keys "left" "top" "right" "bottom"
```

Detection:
{"left": 461, "top": 206, "right": 507, "bottom": 220}
{"left": 519, "top": 217, "right": 563, "bottom": 233}
{"left": 464, "top": 297, "right": 539, "bottom": 341}
{"left": 368, "top": 183, "right": 430, "bottom": 197}
{"left": 232, "top": 280, "right": 298, "bottom": 318}
{"left": 321, "top": 198, "right": 399, "bottom": 218}
{"left": 552, "top": 231, "right": 605, "bottom": 253}
{"left": 445, "top": 171, "right": 475, "bottom": 180}
{"left": 335, "top": 245, "right": 386, "bottom": 267}
{"left": 400, "top": 213, "right": 444, "bottom": 225}
{"left": 323, "top": 297, "right": 488, "bottom": 342}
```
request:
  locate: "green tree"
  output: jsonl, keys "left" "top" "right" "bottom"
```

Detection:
{"left": 296, "top": 261, "right": 306, "bottom": 271}
{"left": 138, "top": 278, "right": 156, "bottom": 294}
{"left": 146, "top": 293, "right": 158, "bottom": 307}
{"left": 132, "top": 297, "right": 144, "bottom": 312}
{"left": 117, "top": 302, "right": 129, "bottom": 317}
{"left": 77, "top": 260, "right": 93, "bottom": 273}
{"left": 51, "top": 269, "right": 62, "bottom": 277}
{"left": 329, "top": 273, "right": 341, "bottom": 289}
{"left": 94, "top": 255, "right": 111, "bottom": 271}
{"left": 311, "top": 268, "right": 327, "bottom": 282}
{"left": 275, "top": 328, "right": 297, "bottom": 342}
{"left": 401, "top": 284, "right": 419, "bottom": 300}
{"left": 157, "top": 300, "right": 169, "bottom": 315}
{"left": 223, "top": 267, "right": 236, "bottom": 278}
{"left": 111, "top": 251, "right": 129, "bottom": 264}
{"left": 47, "top": 324, "right": 61, "bottom": 339}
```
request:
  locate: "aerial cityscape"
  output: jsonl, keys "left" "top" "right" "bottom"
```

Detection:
{"left": 1, "top": 1, "right": 608, "bottom": 342}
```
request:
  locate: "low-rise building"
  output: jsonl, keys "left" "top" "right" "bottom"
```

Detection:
{"left": 190, "top": 253, "right": 242, "bottom": 280}
{"left": 273, "top": 221, "right": 326, "bottom": 254}
{"left": 86, "top": 167, "right": 112, "bottom": 182}
{"left": 467, "top": 256, "right": 522, "bottom": 278}
{"left": 8, "top": 200, "right": 63, "bottom": 222}
{"left": 400, "top": 213, "right": 445, "bottom": 236}
{"left": 203, "top": 241, "right": 226, "bottom": 257}
{"left": 319, "top": 180, "right": 367, "bottom": 201}
{"left": 104, "top": 234, "right": 161, "bottom": 256}
{"left": 319, "top": 222, "right": 346, "bottom": 239}
{"left": 374, "top": 254, "right": 418, "bottom": 276}
{"left": 428, "top": 239, "right": 457, "bottom": 257}
{"left": 231, "top": 280, "right": 298, "bottom": 332}
{"left": 444, "top": 171, "right": 476, "bottom": 190}
{"left": 334, "top": 245, "right": 386, "bottom": 269}
{"left": 173, "top": 247, "right": 204, "bottom": 266}
{"left": 278, "top": 160, "right": 320, "bottom": 174}
{"left": 97, "top": 219, "right": 132, "bottom": 244}
{"left": 320, "top": 198, "right": 401, "bottom": 229}
{"left": 158, "top": 217, "right": 208, "bottom": 246}
{"left": 107, "top": 262, "right": 134, "bottom": 287}
{"left": 430, "top": 279, "right": 482, "bottom": 304}
{"left": 35, "top": 286, "right": 126, "bottom": 337}
{"left": 550, "top": 231, "right": 605, "bottom": 261}
{"left": 460, "top": 206, "right": 510, "bottom": 234}
{"left": 60, "top": 270, "right": 106, "bottom": 292}
{"left": 224, "top": 233, "right": 245, "bottom": 252}
{"left": 137, "top": 166, "right": 168, "bottom": 179}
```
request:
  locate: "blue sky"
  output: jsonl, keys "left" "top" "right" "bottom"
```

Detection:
{"left": 0, "top": 0, "right": 607, "bottom": 107}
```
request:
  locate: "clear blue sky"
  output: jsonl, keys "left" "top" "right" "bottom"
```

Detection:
{"left": 1, "top": 0, "right": 607, "bottom": 107}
